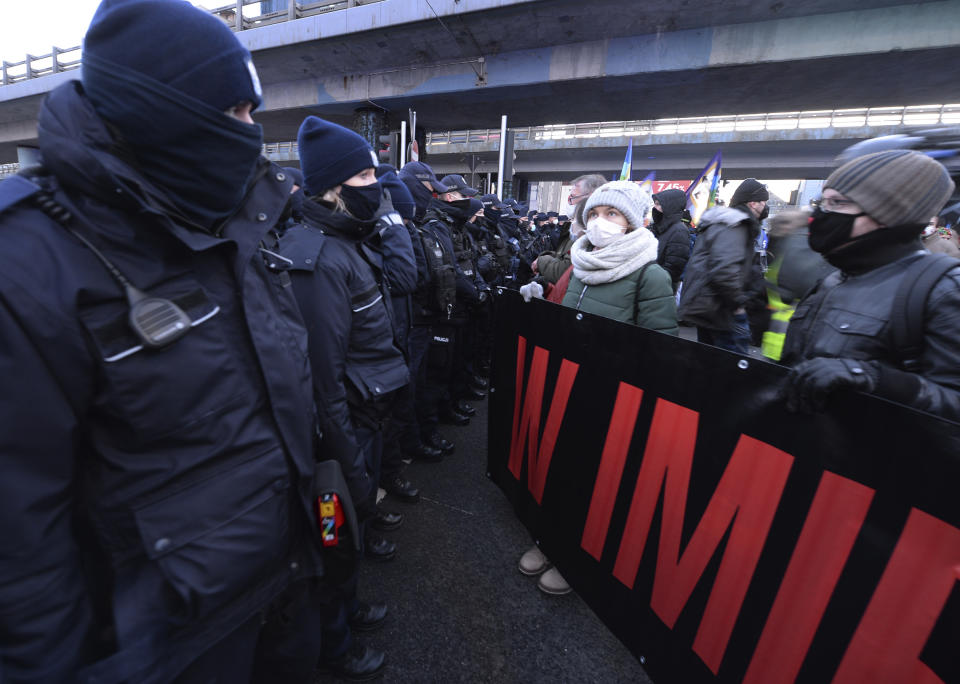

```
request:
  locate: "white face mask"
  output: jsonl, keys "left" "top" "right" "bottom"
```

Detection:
{"left": 585, "top": 216, "right": 626, "bottom": 248}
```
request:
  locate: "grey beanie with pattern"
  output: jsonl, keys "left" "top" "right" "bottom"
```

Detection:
{"left": 583, "top": 180, "right": 653, "bottom": 232}
{"left": 825, "top": 150, "right": 955, "bottom": 227}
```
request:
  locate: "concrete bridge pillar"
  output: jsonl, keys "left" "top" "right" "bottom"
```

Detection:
{"left": 352, "top": 107, "right": 388, "bottom": 154}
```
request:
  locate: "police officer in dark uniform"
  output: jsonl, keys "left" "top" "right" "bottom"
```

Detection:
{"left": 0, "top": 1, "right": 329, "bottom": 681}
{"left": 441, "top": 176, "right": 491, "bottom": 403}
{"left": 280, "top": 117, "right": 415, "bottom": 679}
{"left": 375, "top": 166, "right": 447, "bottom": 462}
{"left": 412, "top": 172, "right": 484, "bottom": 436}
{"left": 399, "top": 161, "right": 459, "bottom": 456}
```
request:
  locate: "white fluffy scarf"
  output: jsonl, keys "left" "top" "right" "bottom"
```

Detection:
{"left": 570, "top": 227, "right": 660, "bottom": 285}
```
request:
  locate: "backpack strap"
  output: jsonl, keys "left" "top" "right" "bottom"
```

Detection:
{"left": 632, "top": 261, "right": 656, "bottom": 324}
{"left": 890, "top": 253, "right": 959, "bottom": 371}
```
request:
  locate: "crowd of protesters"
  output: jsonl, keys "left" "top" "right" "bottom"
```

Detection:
{"left": 2, "top": 1, "right": 960, "bottom": 682}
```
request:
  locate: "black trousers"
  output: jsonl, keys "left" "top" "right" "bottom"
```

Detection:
{"left": 174, "top": 580, "right": 327, "bottom": 684}
{"left": 417, "top": 324, "right": 455, "bottom": 438}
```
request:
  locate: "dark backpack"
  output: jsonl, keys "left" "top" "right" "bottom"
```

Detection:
{"left": 890, "top": 253, "right": 959, "bottom": 371}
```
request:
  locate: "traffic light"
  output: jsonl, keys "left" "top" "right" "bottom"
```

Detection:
{"left": 378, "top": 132, "right": 399, "bottom": 167}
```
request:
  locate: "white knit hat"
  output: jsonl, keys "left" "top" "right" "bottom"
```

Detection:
{"left": 582, "top": 180, "right": 653, "bottom": 231}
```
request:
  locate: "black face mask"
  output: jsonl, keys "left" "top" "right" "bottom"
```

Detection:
{"left": 758, "top": 205, "right": 770, "bottom": 221}
{"left": 808, "top": 206, "right": 866, "bottom": 254}
{"left": 444, "top": 198, "right": 474, "bottom": 223}
{"left": 651, "top": 208, "right": 663, "bottom": 223}
{"left": 340, "top": 182, "right": 383, "bottom": 221}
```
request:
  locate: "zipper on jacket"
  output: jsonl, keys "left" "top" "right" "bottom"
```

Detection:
{"left": 576, "top": 285, "right": 588, "bottom": 310}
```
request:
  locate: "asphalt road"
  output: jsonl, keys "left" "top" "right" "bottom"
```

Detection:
{"left": 316, "top": 398, "right": 652, "bottom": 683}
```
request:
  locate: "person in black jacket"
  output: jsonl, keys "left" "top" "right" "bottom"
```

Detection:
{"left": 0, "top": 1, "right": 328, "bottom": 681}
{"left": 374, "top": 166, "right": 443, "bottom": 491}
{"left": 678, "top": 178, "right": 770, "bottom": 354}
{"left": 281, "top": 117, "right": 413, "bottom": 680}
{"left": 398, "top": 161, "right": 459, "bottom": 457}
{"left": 651, "top": 188, "right": 692, "bottom": 291}
{"left": 781, "top": 150, "right": 960, "bottom": 421}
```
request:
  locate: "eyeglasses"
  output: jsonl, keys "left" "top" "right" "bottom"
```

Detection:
{"left": 811, "top": 196, "right": 861, "bottom": 213}
{"left": 567, "top": 192, "right": 589, "bottom": 203}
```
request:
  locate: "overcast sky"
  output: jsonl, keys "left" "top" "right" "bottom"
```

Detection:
{"left": 0, "top": 1, "right": 227, "bottom": 64}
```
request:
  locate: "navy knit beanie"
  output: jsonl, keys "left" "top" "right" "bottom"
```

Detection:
{"left": 377, "top": 168, "right": 417, "bottom": 221}
{"left": 298, "top": 116, "right": 378, "bottom": 196}
{"left": 83, "top": 0, "right": 262, "bottom": 113}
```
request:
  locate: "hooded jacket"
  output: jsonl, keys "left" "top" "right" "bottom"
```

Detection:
{"left": 651, "top": 188, "right": 692, "bottom": 288}
{"left": 678, "top": 205, "right": 760, "bottom": 330}
{"left": 0, "top": 82, "right": 322, "bottom": 683}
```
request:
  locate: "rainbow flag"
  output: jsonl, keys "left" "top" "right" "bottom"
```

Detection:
{"left": 618, "top": 138, "right": 634, "bottom": 181}
{"left": 686, "top": 151, "right": 722, "bottom": 226}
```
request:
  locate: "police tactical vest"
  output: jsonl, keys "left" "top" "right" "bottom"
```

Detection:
{"left": 417, "top": 223, "right": 457, "bottom": 317}
{"left": 451, "top": 225, "right": 476, "bottom": 278}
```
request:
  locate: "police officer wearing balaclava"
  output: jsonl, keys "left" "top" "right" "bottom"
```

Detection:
{"left": 0, "top": 1, "right": 328, "bottom": 681}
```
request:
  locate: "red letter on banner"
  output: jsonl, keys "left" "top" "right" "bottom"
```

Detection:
{"left": 832, "top": 508, "right": 960, "bottom": 684}
{"left": 612, "top": 399, "right": 794, "bottom": 674}
{"left": 507, "top": 336, "right": 580, "bottom": 503}
{"left": 581, "top": 382, "right": 645, "bottom": 560}
{"left": 743, "top": 472, "right": 875, "bottom": 684}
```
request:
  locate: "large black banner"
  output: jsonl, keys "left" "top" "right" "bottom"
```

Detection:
{"left": 487, "top": 291, "right": 960, "bottom": 684}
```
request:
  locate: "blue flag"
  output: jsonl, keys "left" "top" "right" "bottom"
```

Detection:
{"left": 618, "top": 139, "right": 634, "bottom": 181}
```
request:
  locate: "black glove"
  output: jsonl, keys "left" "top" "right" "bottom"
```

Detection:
{"left": 784, "top": 357, "right": 878, "bottom": 413}
{"left": 375, "top": 187, "right": 403, "bottom": 232}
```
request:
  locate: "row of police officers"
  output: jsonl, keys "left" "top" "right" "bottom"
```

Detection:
{"left": 0, "top": 0, "right": 558, "bottom": 681}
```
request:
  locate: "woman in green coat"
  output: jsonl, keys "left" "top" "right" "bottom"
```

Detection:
{"left": 562, "top": 180, "right": 678, "bottom": 335}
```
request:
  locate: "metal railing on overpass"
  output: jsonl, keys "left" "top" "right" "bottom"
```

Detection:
{"left": 206, "top": 0, "right": 385, "bottom": 31}
{"left": 1, "top": 46, "right": 81, "bottom": 86}
{"left": 1, "top": 0, "right": 385, "bottom": 86}
{"left": 426, "top": 105, "right": 960, "bottom": 146}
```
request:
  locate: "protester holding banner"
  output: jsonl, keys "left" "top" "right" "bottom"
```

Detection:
{"left": 781, "top": 149, "right": 960, "bottom": 421}
{"left": 678, "top": 178, "right": 769, "bottom": 354}
{"left": 562, "top": 180, "right": 678, "bottom": 335}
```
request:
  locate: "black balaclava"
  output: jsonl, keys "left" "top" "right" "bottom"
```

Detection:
{"left": 82, "top": 0, "right": 265, "bottom": 231}
{"left": 400, "top": 172, "right": 434, "bottom": 220}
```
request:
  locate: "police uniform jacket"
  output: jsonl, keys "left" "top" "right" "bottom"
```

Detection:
{"left": 422, "top": 200, "right": 484, "bottom": 308}
{"left": 281, "top": 200, "right": 410, "bottom": 518}
{"left": 364, "top": 213, "right": 419, "bottom": 355}
{"left": 0, "top": 82, "right": 322, "bottom": 683}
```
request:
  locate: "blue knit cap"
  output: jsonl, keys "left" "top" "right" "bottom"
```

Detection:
{"left": 376, "top": 165, "right": 416, "bottom": 220}
{"left": 298, "top": 116, "right": 378, "bottom": 196}
{"left": 83, "top": 0, "right": 262, "bottom": 113}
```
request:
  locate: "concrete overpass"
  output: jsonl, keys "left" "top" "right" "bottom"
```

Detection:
{"left": 420, "top": 113, "right": 945, "bottom": 180}
{"left": 2, "top": 0, "right": 960, "bottom": 163}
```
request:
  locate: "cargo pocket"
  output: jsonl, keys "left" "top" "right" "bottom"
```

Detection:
{"left": 78, "top": 278, "right": 249, "bottom": 439}
{"left": 133, "top": 451, "right": 291, "bottom": 624}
